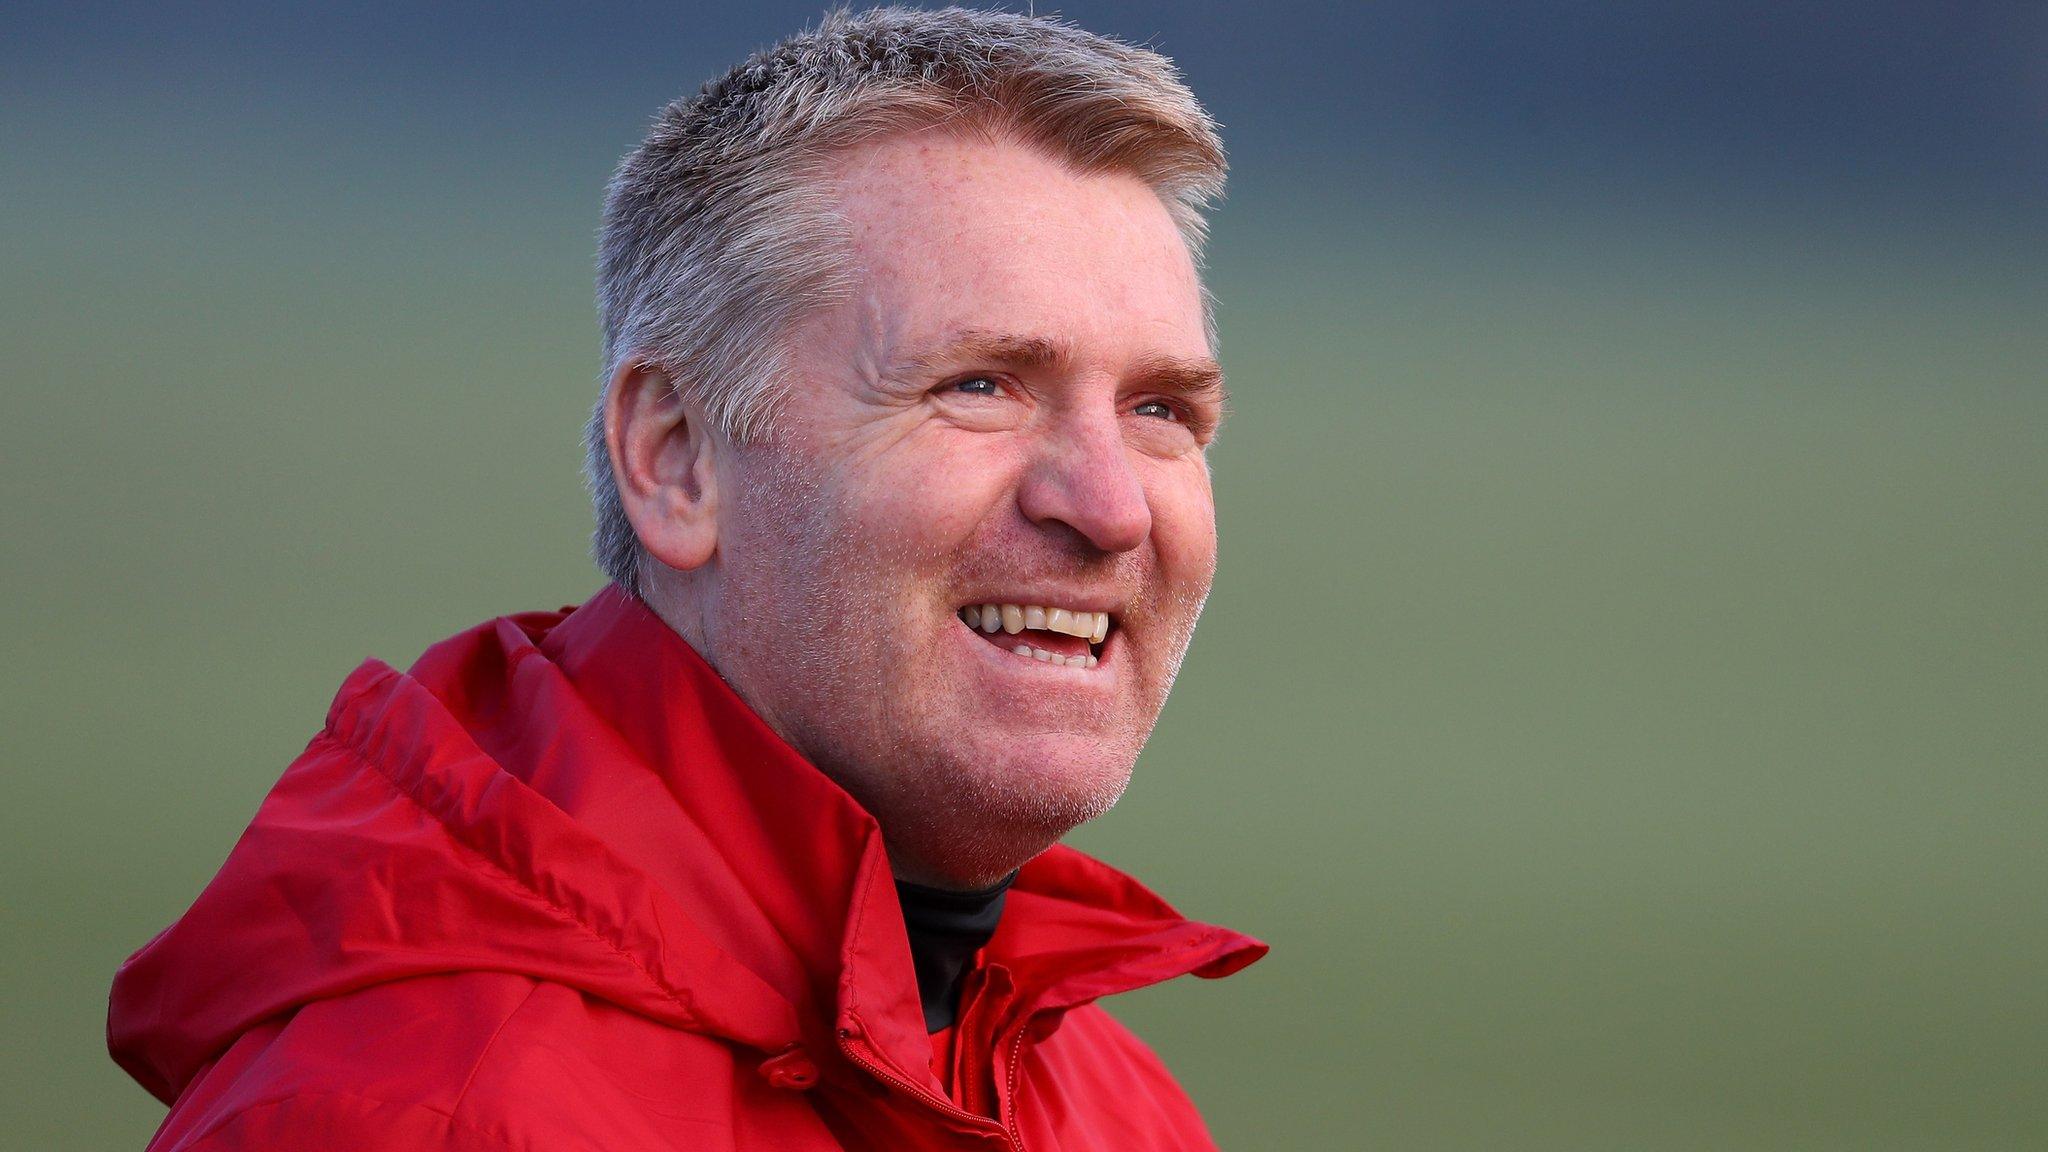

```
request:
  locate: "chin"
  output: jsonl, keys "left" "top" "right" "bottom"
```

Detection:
{"left": 975, "top": 753, "right": 1134, "bottom": 835}
{"left": 866, "top": 733, "right": 1138, "bottom": 884}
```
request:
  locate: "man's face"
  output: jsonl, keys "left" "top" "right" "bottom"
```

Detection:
{"left": 700, "top": 131, "right": 1224, "bottom": 885}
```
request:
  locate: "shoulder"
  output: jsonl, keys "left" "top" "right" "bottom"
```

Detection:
{"left": 150, "top": 973, "right": 773, "bottom": 1152}
{"left": 157, "top": 1093, "right": 523, "bottom": 1152}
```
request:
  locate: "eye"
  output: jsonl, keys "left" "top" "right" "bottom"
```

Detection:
{"left": 1132, "top": 400, "right": 1179, "bottom": 420}
{"left": 947, "top": 375, "right": 1002, "bottom": 397}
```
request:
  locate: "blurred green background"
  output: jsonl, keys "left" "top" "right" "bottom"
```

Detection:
{"left": 4, "top": 3, "right": 2044, "bottom": 1148}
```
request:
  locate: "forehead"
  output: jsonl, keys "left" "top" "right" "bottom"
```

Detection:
{"left": 826, "top": 129, "right": 1210, "bottom": 363}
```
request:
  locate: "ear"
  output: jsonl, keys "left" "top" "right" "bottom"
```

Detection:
{"left": 604, "top": 359, "right": 720, "bottom": 572}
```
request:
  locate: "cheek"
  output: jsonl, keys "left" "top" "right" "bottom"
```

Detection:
{"left": 836, "top": 436, "right": 1018, "bottom": 550}
{"left": 1146, "top": 463, "right": 1218, "bottom": 589}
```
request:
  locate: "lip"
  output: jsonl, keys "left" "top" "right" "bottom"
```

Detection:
{"left": 952, "top": 612, "right": 1120, "bottom": 681}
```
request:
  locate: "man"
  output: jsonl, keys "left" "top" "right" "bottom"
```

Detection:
{"left": 109, "top": 8, "right": 1263, "bottom": 1149}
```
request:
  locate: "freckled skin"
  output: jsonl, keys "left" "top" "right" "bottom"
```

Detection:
{"left": 658, "top": 130, "right": 1221, "bottom": 888}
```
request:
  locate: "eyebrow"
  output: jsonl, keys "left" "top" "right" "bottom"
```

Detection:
{"left": 903, "top": 327, "right": 1228, "bottom": 406}
{"left": 904, "top": 328, "right": 1072, "bottom": 376}
{"left": 1129, "top": 352, "right": 1230, "bottom": 409}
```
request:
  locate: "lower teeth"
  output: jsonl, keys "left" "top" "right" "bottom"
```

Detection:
{"left": 1009, "top": 644, "right": 1098, "bottom": 669}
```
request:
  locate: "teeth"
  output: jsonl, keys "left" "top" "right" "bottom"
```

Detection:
{"left": 962, "top": 602, "right": 1114, "bottom": 658}
{"left": 1004, "top": 643, "right": 1100, "bottom": 669}
{"left": 1052, "top": 610, "right": 1102, "bottom": 640}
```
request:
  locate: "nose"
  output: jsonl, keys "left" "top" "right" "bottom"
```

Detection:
{"left": 1016, "top": 405, "right": 1152, "bottom": 554}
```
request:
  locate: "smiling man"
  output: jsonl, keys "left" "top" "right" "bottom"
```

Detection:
{"left": 110, "top": 8, "right": 1263, "bottom": 1150}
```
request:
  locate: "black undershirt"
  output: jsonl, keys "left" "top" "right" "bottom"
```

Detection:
{"left": 895, "top": 873, "right": 1014, "bottom": 1032}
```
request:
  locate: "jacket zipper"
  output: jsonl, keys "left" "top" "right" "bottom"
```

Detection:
{"left": 1001, "top": 1028, "right": 1030, "bottom": 1152}
{"left": 836, "top": 1019, "right": 1020, "bottom": 1151}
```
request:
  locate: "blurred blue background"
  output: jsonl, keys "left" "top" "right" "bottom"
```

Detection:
{"left": 4, "top": 3, "right": 2045, "bottom": 1147}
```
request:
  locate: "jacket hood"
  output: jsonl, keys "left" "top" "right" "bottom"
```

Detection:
{"left": 109, "top": 588, "right": 1265, "bottom": 1106}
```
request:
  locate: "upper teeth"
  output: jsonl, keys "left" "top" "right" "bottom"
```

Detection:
{"left": 957, "top": 603, "right": 1111, "bottom": 644}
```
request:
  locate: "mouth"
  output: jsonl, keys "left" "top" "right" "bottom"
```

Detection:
{"left": 954, "top": 602, "right": 1113, "bottom": 669}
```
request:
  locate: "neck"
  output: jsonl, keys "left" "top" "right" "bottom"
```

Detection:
{"left": 895, "top": 871, "right": 1016, "bottom": 1032}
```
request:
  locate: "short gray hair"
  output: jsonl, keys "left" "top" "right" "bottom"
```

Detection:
{"left": 586, "top": 5, "right": 1227, "bottom": 591}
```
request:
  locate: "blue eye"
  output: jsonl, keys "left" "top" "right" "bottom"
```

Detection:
{"left": 1133, "top": 401, "right": 1178, "bottom": 420}
{"left": 950, "top": 376, "right": 1001, "bottom": 396}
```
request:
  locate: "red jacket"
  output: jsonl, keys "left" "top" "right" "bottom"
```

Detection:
{"left": 110, "top": 587, "right": 1265, "bottom": 1150}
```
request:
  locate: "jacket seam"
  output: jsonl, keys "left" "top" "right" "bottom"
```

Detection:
{"left": 310, "top": 730, "right": 711, "bottom": 1035}
{"left": 843, "top": 851, "right": 875, "bottom": 1019}
{"left": 446, "top": 979, "right": 544, "bottom": 1123}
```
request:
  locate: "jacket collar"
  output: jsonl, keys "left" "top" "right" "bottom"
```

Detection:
{"left": 536, "top": 586, "right": 922, "bottom": 1051}
{"left": 529, "top": 586, "right": 1264, "bottom": 1081}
